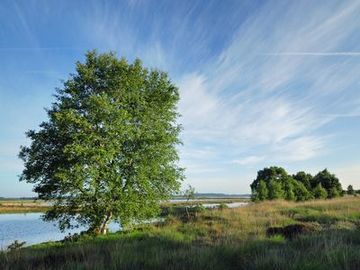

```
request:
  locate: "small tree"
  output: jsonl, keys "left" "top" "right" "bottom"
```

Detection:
{"left": 184, "top": 185, "right": 195, "bottom": 202}
{"left": 19, "top": 51, "right": 184, "bottom": 234}
{"left": 268, "top": 180, "right": 284, "bottom": 200}
{"left": 184, "top": 185, "right": 195, "bottom": 219}
{"left": 347, "top": 185, "right": 355, "bottom": 196}
{"left": 313, "top": 183, "right": 327, "bottom": 199}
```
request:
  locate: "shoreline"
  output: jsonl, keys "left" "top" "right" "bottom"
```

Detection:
{"left": 0, "top": 198, "right": 250, "bottom": 214}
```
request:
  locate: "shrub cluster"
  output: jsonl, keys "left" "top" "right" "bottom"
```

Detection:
{"left": 250, "top": 166, "right": 345, "bottom": 202}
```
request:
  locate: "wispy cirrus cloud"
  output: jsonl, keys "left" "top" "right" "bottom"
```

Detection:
{"left": 232, "top": 156, "right": 265, "bottom": 166}
{"left": 177, "top": 0, "right": 360, "bottom": 181}
{"left": 1, "top": 0, "right": 359, "bottom": 194}
{"left": 262, "top": 52, "right": 360, "bottom": 56}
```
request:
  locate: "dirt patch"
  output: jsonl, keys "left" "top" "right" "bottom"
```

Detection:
{"left": 266, "top": 223, "right": 321, "bottom": 239}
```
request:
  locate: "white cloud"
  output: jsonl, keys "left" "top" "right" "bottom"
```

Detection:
{"left": 4, "top": 0, "right": 358, "bottom": 194}
{"left": 271, "top": 136, "right": 326, "bottom": 162}
{"left": 233, "top": 156, "right": 265, "bottom": 166}
{"left": 177, "top": 0, "right": 360, "bottom": 173}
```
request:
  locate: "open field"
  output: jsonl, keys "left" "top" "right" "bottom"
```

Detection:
{"left": 1, "top": 196, "right": 360, "bottom": 269}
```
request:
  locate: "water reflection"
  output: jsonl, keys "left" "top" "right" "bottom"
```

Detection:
{"left": 0, "top": 213, "right": 120, "bottom": 249}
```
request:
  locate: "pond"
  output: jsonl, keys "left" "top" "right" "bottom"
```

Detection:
{"left": 0, "top": 213, "right": 120, "bottom": 250}
{"left": 0, "top": 202, "right": 248, "bottom": 249}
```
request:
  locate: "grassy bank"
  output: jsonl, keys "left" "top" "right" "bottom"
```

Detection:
{"left": 1, "top": 197, "right": 360, "bottom": 269}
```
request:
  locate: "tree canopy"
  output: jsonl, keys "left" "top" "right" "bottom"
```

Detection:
{"left": 19, "top": 51, "right": 184, "bottom": 234}
{"left": 312, "top": 169, "right": 342, "bottom": 198}
{"left": 251, "top": 166, "right": 344, "bottom": 202}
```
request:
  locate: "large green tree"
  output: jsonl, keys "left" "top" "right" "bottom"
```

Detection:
{"left": 19, "top": 51, "right": 184, "bottom": 234}
{"left": 250, "top": 166, "right": 288, "bottom": 191}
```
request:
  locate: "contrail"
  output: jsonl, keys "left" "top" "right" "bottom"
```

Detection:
{"left": 0, "top": 47, "right": 84, "bottom": 51}
{"left": 261, "top": 52, "right": 360, "bottom": 56}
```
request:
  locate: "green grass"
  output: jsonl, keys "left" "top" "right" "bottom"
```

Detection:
{"left": 1, "top": 197, "right": 360, "bottom": 269}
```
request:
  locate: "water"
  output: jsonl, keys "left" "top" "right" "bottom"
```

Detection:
{"left": 0, "top": 213, "right": 120, "bottom": 250}
{"left": 0, "top": 202, "right": 248, "bottom": 249}
{"left": 202, "top": 202, "right": 248, "bottom": 208}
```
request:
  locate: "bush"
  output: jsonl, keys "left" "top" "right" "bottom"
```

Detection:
{"left": 218, "top": 203, "right": 229, "bottom": 210}
{"left": 193, "top": 204, "right": 206, "bottom": 214}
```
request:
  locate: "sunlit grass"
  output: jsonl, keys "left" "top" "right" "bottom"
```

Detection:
{"left": 1, "top": 196, "right": 360, "bottom": 269}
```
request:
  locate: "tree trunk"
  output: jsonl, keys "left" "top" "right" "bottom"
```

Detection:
{"left": 99, "top": 212, "right": 112, "bottom": 234}
{"left": 90, "top": 212, "right": 112, "bottom": 235}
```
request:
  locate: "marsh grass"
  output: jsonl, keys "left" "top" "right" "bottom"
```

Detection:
{"left": 1, "top": 197, "right": 360, "bottom": 269}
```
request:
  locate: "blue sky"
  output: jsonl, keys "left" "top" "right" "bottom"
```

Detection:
{"left": 0, "top": 0, "right": 359, "bottom": 197}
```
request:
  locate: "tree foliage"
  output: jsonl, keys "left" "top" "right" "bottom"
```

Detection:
{"left": 313, "top": 183, "right": 328, "bottom": 199}
{"left": 252, "top": 180, "right": 268, "bottom": 201}
{"left": 290, "top": 180, "right": 312, "bottom": 201}
{"left": 312, "top": 169, "right": 342, "bottom": 199}
{"left": 293, "top": 171, "right": 313, "bottom": 191}
{"left": 283, "top": 180, "right": 295, "bottom": 201}
{"left": 19, "top": 51, "right": 184, "bottom": 234}
{"left": 268, "top": 179, "right": 284, "bottom": 200}
{"left": 250, "top": 166, "right": 346, "bottom": 202}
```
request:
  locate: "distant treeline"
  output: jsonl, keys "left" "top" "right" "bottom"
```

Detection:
{"left": 0, "top": 197, "right": 37, "bottom": 201}
{"left": 250, "top": 166, "right": 357, "bottom": 202}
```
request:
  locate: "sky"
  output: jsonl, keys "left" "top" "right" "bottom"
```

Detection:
{"left": 0, "top": 0, "right": 359, "bottom": 197}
